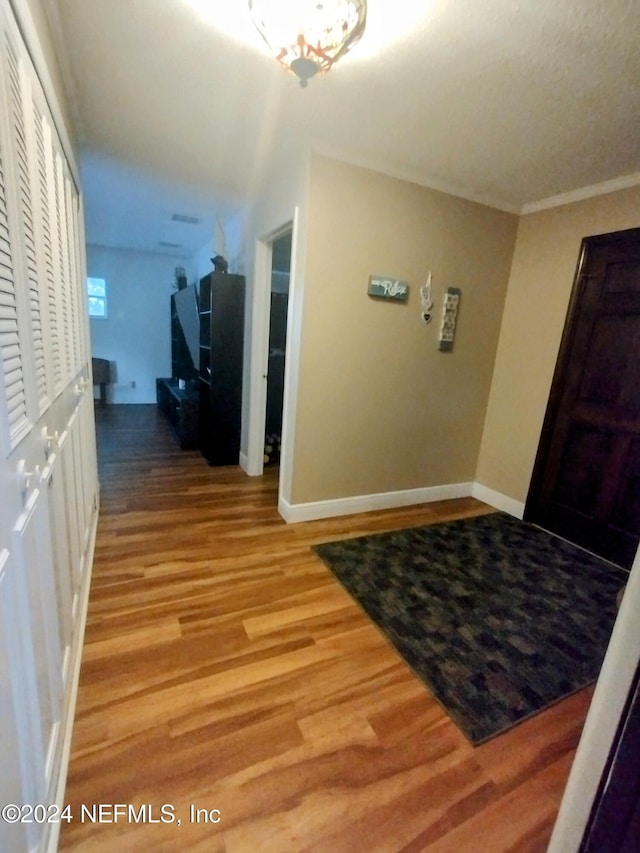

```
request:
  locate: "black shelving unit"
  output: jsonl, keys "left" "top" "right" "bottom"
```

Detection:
{"left": 198, "top": 272, "right": 245, "bottom": 466}
{"left": 171, "top": 287, "right": 199, "bottom": 382}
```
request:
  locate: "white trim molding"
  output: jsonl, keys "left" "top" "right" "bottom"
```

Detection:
{"left": 521, "top": 172, "right": 640, "bottom": 215}
{"left": 278, "top": 481, "right": 527, "bottom": 524}
{"left": 471, "top": 483, "right": 525, "bottom": 519}
{"left": 279, "top": 482, "right": 475, "bottom": 524}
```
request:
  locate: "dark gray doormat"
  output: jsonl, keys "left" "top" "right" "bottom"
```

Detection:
{"left": 312, "top": 512, "right": 627, "bottom": 744}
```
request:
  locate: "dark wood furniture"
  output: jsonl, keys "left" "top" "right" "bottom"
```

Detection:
{"left": 171, "top": 286, "right": 200, "bottom": 382}
{"left": 92, "top": 357, "right": 111, "bottom": 406}
{"left": 157, "top": 286, "right": 201, "bottom": 448}
{"left": 198, "top": 272, "right": 245, "bottom": 466}
{"left": 156, "top": 377, "right": 199, "bottom": 448}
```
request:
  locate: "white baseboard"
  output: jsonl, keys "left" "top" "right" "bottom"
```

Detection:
{"left": 278, "top": 481, "right": 526, "bottom": 524}
{"left": 239, "top": 451, "right": 265, "bottom": 477}
{"left": 471, "top": 483, "right": 525, "bottom": 519}
{"left": 279, "top": 481, "right": 475, "bottom": 524}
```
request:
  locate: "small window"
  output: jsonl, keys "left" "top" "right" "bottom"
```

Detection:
{"left": 87, "top": 277, "right": 107, "bottom": 318}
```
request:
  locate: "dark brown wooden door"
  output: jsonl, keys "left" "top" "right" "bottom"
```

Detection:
{"left": 525, "top": 227, "right": 640, "bottom": 569}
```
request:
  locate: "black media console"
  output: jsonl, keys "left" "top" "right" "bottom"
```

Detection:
{"left": 156, "top": 378, "right": 199, "bottom": 448}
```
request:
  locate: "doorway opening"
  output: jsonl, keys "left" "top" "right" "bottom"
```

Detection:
{"left": 245, "top": 213, "right": 298, "bottom": 493}
{"left": 264, "top": 231, "right": 291, "bottom": 467}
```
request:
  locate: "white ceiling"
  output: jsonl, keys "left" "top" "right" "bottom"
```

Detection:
{"left": 44, "top": 0, "right": 640, "bottom": 259}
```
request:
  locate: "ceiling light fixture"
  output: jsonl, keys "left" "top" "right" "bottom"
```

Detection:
{"left": 249, "top": 0, "right": 367, "bottom": 88}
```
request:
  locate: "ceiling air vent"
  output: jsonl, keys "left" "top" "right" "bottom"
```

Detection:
{"left": 171, "top": 213, "right": 201, "bottom": 225}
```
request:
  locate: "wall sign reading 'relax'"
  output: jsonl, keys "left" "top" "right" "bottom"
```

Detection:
{"left": 368, "top": 276, "right": 409, "bottom": 302}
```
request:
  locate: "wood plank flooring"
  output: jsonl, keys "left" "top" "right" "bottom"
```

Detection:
{"left": 58, "top": 404, "right": 592, "bottom": 852}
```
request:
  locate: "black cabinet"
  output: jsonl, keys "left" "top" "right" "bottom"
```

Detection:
{"left": 156, "top": 378, "right": 199, "bottom": 448}
{"left": 198, "top": 272, "right": 245, "bottom": 466}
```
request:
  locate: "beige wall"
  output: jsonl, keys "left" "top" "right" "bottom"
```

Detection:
{"left": 290, "top": 155, "right": 518, "bottom": 504}
{"left": 476, "top": 185, "right": 640, "bottom": 505}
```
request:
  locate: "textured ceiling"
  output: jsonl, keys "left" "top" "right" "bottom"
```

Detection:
{"left": 44, "top": 0, "right": 640, "bottom": 258}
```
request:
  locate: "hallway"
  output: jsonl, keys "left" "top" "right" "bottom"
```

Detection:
{"left": 59, "top": 405, "right": 592, "bottom": 852}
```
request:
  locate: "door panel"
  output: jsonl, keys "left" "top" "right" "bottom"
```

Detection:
{"left": 579, "top": 316, "right": 637, "bottom": 405}
{"left": 552, "top": 425, "right": 613, "bottom": 515}
{"left": 615, "top": 440, "right": 640, "bottom": 536}
{"left": 12, "top": 486, "right": 62, "bottom": 789}
{"left": 0, "top": 548, "right": 36, "bottom": 853}
{"left": 43, "top": 450, "right": 74, "bottom": 690}
{"left": 526, "top": 228, "right": 640, "bottom": 568}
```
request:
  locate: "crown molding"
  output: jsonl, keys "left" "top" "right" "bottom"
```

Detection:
{"left": 310, "top": 145, "right": 522, "bottom": 215}
{"left": 521, "top": 172, "right": 640, "bottom": 215}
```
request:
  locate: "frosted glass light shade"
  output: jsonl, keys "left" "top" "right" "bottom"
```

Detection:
{"left": 249, "top": 0, "right": 367, "bottom": 87}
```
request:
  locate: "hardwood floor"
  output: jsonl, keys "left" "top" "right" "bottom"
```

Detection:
{"left": 59, "top": 404, "right": 592, "bottom": 852}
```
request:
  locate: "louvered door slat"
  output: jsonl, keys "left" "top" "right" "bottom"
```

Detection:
{"left": 0, "top": 316, "right": 19, "bottom": 333}
{"left": 0, "top": 136, "right": 27, "bottom": 448}
{"left": 9, "top": 34, "right": 49, "bottom": 414}
{"left": 37, "top": 115, "right": 61, "bottom": 395}
{"left": 0, "top": 307, "right": 17, "bottom": 322}
{"left": 48, "top": 145, "right": 65, "bottom": 390}
{"left": 31, "top": 105, "right": 56, "bottom": 405}
{"left": 0, "top": 333, "right": 19, "bottom": 353}
{"left": 63, "top": 175, "right": 79, "bottom": 373}
{"left": 4, "top": 30, "right": 48, "bottom": 415}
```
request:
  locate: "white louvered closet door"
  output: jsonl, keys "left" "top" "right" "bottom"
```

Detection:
{"left": 0, "top": 2, "right": 98, "bottom": 852}
{"left": 0, "top": 19, "right": 43, "bottom": 442}
{"left": 6, "top": 28, "right": 50, "bottom": 412}
{"left": 0, "top": 80, "right": 29, "bottom": 450}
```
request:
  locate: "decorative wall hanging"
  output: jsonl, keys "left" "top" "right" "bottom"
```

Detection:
{"left": 438, "top": 287, "right": 461, "bottom": 351}
{"left": 420, "top": 272, "right": 433, "bottom": 323}
{"left": 368, "top": 275, "right": 409, "bottom": 302}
